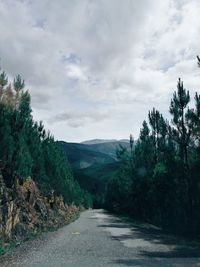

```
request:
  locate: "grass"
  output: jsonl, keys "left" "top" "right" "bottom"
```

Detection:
{"left": 48, "top": 211, "right": 80, "bottom": 232}
{"left": 0, "top": 246, "right": 6, "bottom": 255}
{"left": 0, "top": 241, "right": 20, "bottom": 256}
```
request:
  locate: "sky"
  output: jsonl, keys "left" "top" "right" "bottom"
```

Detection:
{"left": 0, "top": 0, "right": 200, "bottom": 142}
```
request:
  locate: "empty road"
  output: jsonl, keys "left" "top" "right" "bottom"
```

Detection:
{"left": 1, "top": 209, "right": 200, "bottom": 267}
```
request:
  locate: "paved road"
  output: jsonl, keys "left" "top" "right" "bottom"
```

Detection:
{"left": 1, "top": 209, "right": 200, "bottom": 267}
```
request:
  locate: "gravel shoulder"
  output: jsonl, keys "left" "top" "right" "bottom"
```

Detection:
{"left": 1, "top": 209, "right": 200, "bottom": 267}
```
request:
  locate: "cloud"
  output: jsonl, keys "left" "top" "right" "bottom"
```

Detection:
{"left": 49, "top": 109, "right": 110, "bottom": 128}
{"left": 0, "top": 0, "right": 200, "bottom": 141}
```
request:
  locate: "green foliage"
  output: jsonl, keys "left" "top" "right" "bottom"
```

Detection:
{"left": 0, "top": 71, "right": 90, "bottom": 207}
{"left": 0, "top": 246, "right": 5, "bottom": 255}
{"left": 13, "top": 74, "right": 25, "bottom": 93}
{"left": 169, "top": 78, "right": 191, "bottom": 164}
{"left": 74, "top": 162, "right": 119, "bottom": 208}
{"left": 0, "top": 71, "right": 8, "bottom": 87}
{"left": 105, "top": 72, "right": 200, "bottom": 236}
{"left": 59, "top": 141, "right": 122, "bottom": 208}
{"left": 153, "top": 163, "right": 167, "bottom": 177}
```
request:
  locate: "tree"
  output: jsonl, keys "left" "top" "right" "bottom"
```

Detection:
{"left": 105, "top": 73, "right": 200, "bottom": 236}
{"left": 169, "top": 78, "right": 191, "bottom": 164}
{"left": 0, "top": 69, "right": 90, "bottom": 207}
{"left": 13, "top": 74, "right": 25, "bottom": 93}
{"left": 148, "top": 108, "right": 168, "bottom": 163}
{"left": 197, "top": 55, "right": 200, "bottom": 68}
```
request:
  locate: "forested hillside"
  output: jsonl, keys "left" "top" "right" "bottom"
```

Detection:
{"left": 0, "top": 70, "right": 91, "bottom": 247}
{"left": 81, "top": 140, "right": 130, "bottom": 159}
{"left": 105, "top": 59, "right": 200, "bottom": 237}
{"left": 60, "top": 141, "right": 120, "bottom": 207}
{"left": 59, "top": 141, "right": 115, "bottom": 168}
{"left": 0, "top": 72, "right": 91, "bottom": 204}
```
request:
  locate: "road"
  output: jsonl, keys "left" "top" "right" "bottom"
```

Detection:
{"left": 1, "top": 209, "right": 200, "bottom": 267}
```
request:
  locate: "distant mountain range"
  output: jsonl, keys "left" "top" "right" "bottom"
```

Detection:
{"left": 59, "top": 141, "right": 116, "bottom": 169}
{"left": 81, "top": 139, "right": 129, "bottom": 145}
{"left": 59, "top": 139, "right": 130, "bottom": 169}
{"left": 81, "top": 140, "right": 130, "bottom": 159}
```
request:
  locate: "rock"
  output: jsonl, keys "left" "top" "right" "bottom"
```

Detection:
{"left": 0, "top": 173, "right": 80, "bottom": 246}
{"left": 34, "top": 199, "right": 48, "bottom": 220}
{"left": 13, "top": 223, "right": 27, "bottom": 238}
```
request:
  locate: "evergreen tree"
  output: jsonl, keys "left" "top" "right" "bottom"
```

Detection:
{"left": 105, "top": 69, "right": 200, "bottom": 236}
{"left": 0, "top": 70, "right": 91, "bottom": 207}
{"left": 169, "top": 78, "right": 191, "bottom": 164}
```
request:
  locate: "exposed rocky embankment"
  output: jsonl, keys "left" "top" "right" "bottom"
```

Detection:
{"left": 0, "top": 174, "right": 80, "bottom": 248}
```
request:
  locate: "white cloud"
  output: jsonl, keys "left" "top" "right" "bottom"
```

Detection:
{"left": 0, "top": 0, "right": 200, "bottom": 142}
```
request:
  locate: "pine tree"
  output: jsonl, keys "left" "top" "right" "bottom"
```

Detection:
{"left": 169, "top": 78, "right": 191, "bottom": 164}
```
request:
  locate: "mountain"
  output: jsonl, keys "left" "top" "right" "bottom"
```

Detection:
{"left": 59, "top": 141, "right": 121, "bottom": 207}
{"left": 81, "top": 139, "right": 129, "bottom": 145}
{"left": 59, "top": 140, "right": 130, "bottom": 207}
{"left": 83, "top": 141, "right": 130, "bottom": 159}
{"left": 59, "top": 141, "right": 116, "bottom": 169}
{"left": 60, "top": 140, "right": 131, "bottom": 164}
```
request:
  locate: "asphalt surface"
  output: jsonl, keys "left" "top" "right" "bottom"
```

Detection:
{"left": 1, "top": 209, "right": 200, "bottom": 267}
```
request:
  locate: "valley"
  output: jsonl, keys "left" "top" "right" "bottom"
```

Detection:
{"left": 59, "top": 140, "right": 129, "bottom": 207}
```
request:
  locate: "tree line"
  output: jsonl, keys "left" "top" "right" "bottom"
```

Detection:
{"left": 0, "top": 70, "right": 92, "bottom": 207}
{"left": 105, "top": 58, "right": 200, "bottom": 236}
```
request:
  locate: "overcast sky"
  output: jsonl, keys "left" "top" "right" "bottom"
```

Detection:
{"left": 0, "top": 0, "right": 200, "bottom": 142}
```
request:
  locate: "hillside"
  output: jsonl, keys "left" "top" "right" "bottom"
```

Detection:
{"left": 73, "top": 162, "right": 120, "bottom": 207}
{"left": 59, "top": 141, "right": 116, "bottom": 169}
{"left": 0, "top": 72, "right": 89, "bottom": 249}
{"left": 59, "top": 141, "right": 124, "bottom": 207}
{"left": 81, "top": 139, "right": 129, "bottom": 145}
{"left": 81, "top": 139, "right": 117, "bottom": 144}
{"left": 83, "top": 141, "right": 130, "bottom": 159}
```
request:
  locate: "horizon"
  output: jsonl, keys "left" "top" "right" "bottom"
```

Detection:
{"left": 61, "top": 138, "right": 130, "bottom": 144}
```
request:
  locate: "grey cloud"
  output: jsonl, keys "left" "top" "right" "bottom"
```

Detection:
{"left": 0, "top": 0, "right": 200, "bottom": 141}
{"left": 49, "top": 110, "right": 110, "bottom": 128}
{"left": 31, "top": 91, "right": 51, "bottom": 109}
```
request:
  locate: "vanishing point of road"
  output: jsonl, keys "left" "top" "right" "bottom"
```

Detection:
{"left": 1, "top": 209, "right": 200, "bottom": 267}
